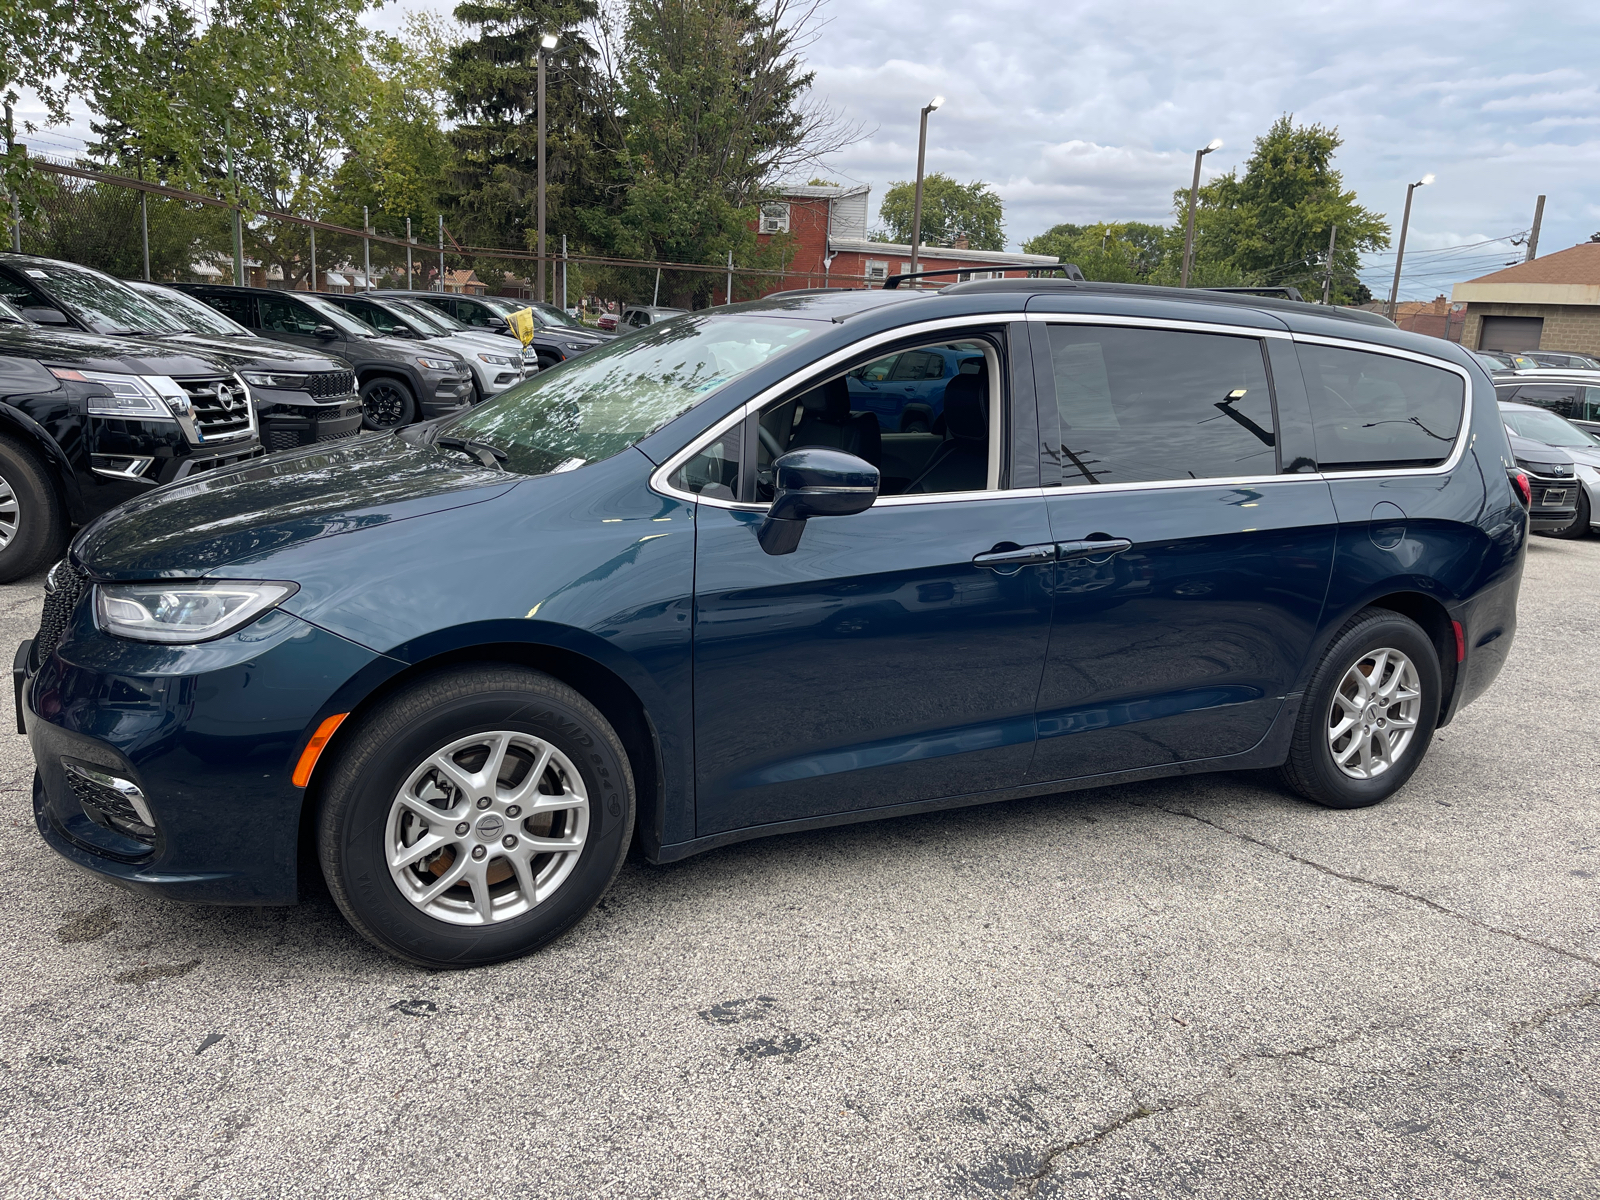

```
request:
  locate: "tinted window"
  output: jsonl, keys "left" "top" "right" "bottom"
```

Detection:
{"left": 1583, "top": 388, "right": 1600, "bottom": 423}
{"left": 343, "top": 299, "right": 409, "bottom": 336}
{"left": 1507, "top": 384, "right": 1578, "bottom": 418}
{"left": 891, "top": 350, "right": 944, "bottom": 381}
{"left": 258, "top": 294, "right": 324, "bottom": 336}
{"left": 1045, "top": 325, "right": 1276, "bottom": 484}
{"left": 204, "top": 292, "right": 257, "bottom": 328}
{"left": 1299, "top": 345, "right": 1464, "bottom": 470}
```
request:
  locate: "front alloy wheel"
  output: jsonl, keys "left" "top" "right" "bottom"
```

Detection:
{"left": 387, "top": 731, "right": 589, "bottom": 925}
{"left": 359, "top": 378, "right": 416, "bottom": 429}
{"left": 318, "top": 665, "right": 634, "bottom": 967}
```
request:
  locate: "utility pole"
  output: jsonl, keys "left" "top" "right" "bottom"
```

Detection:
{"left": 1321, "top": 224, "right": 1337, "bottom": 305}
{"left": 561, "top": 234, "right": 567, "bottom": 312}
{"left": 1386, "top": 174, "right": 1434, "bottom": 321}
{"left": 537, "top": 33, "right": 557, "bottom": 303}
{"left": 1181, "top": 138, "right": 1223, "bottom": 287}
{"left": 309, "top": 225, "right": 317, "bottom": 291}
{"left": 406, "top": 216, "right": 413, "bottom": 290}
{"left": 653, "top": 267, "right": 661, "bottom": 307}
{"left": 137, "top": 159, "right": 150, "bottom": 280}
{"left": 908, "top": 96, "right": 943, "bottom": 279}
{"left": 3, "top": 101, "right": 19, "bottom": 253}
{"left": 1526, "top": 195, "right": 1546, "bottom": 262}
{"left": 726, "top": 249, "right": 733, "bottom": 305}
{"left": 225, "top": 113, "right": 243, "bottom": 286}
{"left": 437, "top": 215, "right": 444, "bottom": 291}
{"left": 362, "top": 205, "right": 371, "bottom": 290}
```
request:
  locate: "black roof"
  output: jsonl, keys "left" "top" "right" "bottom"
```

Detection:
{"left": 937, "top": 278, "right": 1395, "bottom": 327}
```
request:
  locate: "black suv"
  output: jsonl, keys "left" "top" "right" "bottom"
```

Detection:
{"left": 126, "top": 280, "right": 363, "bottom": 451}
{"left": 369, "top": 290, "right": 612, "bottom": 370}
{"left": 0, "top": 299, "right": 263, "bottom": 579}
{"left": 0, "top": 255, "right": 364, "bottom": 451}
{"left": 175, "top": 284, "right": 473, "bottom": 429}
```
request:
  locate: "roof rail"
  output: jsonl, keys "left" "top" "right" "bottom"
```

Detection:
{"left": 883, "top": 263, "right": 1084, "bottom": 290}
{"left": 1204, "top": 285, "right": 1306, "bottom": 302}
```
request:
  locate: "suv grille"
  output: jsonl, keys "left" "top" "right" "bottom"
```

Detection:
{"left": 37, "top": 559, "right": 87, "bottom": 660}
{"left": 179, "top": 377, "right": 254, "bottom": 439}
{"left": 307, "top": 370, "right": 356, "bottom": 399}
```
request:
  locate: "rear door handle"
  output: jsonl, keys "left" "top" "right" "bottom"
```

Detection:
{"left": 1056, "top": 537, "right": 1133, "bottom": 562}
{"left": 973, "top": 542, "right": 1057, "bottom": 569}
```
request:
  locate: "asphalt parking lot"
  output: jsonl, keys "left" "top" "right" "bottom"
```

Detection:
{"left": 0, "top": 538, "right": 1595, "bottom": 1199}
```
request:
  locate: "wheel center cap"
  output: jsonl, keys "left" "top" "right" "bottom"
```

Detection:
{"left": 1364, "top": 704, "right": 1379, "bottom": 722}
{"left": 475, "top": 812, "right": 505, "bottom": 840}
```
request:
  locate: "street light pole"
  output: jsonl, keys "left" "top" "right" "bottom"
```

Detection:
{"left": 537, "top": 32, "right": 558, "bottom": 304}
{"left": 1386, "top": 173, "right": 1434, "bottom": 321}
{"left": 908, "top": 95, "right": 944, "bottom": 280}
{"left": 1180, "top": 138, "right": 1222, "bottom": 288}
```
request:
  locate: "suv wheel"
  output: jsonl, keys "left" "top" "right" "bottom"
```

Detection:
{"left": 317, "top": 665, "right": 635, "bottom": 968}
{"left": 0, "top": 435, "right": 66, "bottom": 583}
{"left": 1279, "top": 608, "right": 1441, "bottom": 809}
{"left": 359, "top": 377, "right": 417, "bottom": 430}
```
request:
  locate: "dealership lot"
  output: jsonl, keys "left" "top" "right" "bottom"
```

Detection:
{"left": 0, "top": 538, "right": 1595, "bottom": 1199}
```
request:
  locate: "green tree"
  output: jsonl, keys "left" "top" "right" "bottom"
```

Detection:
{"left": 874, "top": 173, "right": 1004, "bottom": 250}
{"left": 1024, "top": 220, "right": 1178, "bottom": 282}
{"left": 580, "top": 0, "right": 856, "bottom": 307}
{"left": 1179, "top": 115, "right": 1388, "bottom": 302}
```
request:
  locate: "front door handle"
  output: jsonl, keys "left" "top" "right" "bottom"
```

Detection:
{"left": 973, "top": 542, "right": 1057, "bottom": 569}
{"left": 1056, "top": 537, "right": 1133, "bottom": 562}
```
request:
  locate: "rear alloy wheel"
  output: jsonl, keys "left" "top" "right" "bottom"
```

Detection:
{"left": 359, "top": 377, "right": 417, "bottom": 430}
{"left": 317, "top": 665, "right": 634, "bottom": 967}
{"left": 1280, "top": 608, "right": 1441, "bottom": 809}
{"left": 1546, "top": 490, "right": 1591, "bottom": 539}
{"left": 0, "top": 435, "right": 65, "bottom": 583}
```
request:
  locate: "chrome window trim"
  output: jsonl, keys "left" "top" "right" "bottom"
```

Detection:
{"left": 1024, "top": 311, "right": 1293, "bottom": 339}
{"left": 651, "top": 314, "right": 1476, "bottom": 512}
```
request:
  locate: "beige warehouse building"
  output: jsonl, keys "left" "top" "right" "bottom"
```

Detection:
{"left": 1452, "top": 240, "right": 1600, "bottom": 356}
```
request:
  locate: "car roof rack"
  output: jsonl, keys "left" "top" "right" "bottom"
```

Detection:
{"left": 882, "top": 263, "right": 1084, "bottom": 289}
{"left": 1204, "top": 285, "right": 1307, "bottom": 302}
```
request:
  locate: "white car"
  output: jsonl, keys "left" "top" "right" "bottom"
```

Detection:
{"left": 1499, "top": 399, "right": 1600, "bottom": 537}
{"left": 322, "top": 294, "right": 530, "bottom": 402}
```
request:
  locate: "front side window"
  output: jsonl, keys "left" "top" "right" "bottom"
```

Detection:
{"left": 755, "top": 337, "right": 1000, "bottom": 498}
{"left": 258, "top": 293, "right": 323, "bottom": 336}
{"left": 344, "top": 300, "right": 408, "bottom": 337}
{"left": 1582, "top": 387, "right": 1600, "bottom": 423}
{"left": 891, "top": 350, "right": 945, "bottom": 381}
{"left": 447, "top": 313, "right": 817, "bottom": 476}
{"left": 1298, "top": 344, "right": 1464, "bottom": 470}
{"left": 1045, "top": 325, "right": 1276, "bottom": 485}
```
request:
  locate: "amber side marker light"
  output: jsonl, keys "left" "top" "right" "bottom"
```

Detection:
{"left": 293, "top": 713, "right": 349, "bottom": 788}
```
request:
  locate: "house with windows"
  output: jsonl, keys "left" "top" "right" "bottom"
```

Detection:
{"left": 752, "top": 184, "right": 1058, "bottom": 293}
{"left": 1451, "top": 241, "right": 1600, "bottom": 356}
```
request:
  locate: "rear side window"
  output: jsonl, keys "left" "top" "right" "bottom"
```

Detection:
{"left": 1044, "top": 325, "right": 1276, "bottom": 484}
{"left": 1298, "top": 344, "right": 1464, "bottom": 470}
{"left": 1505, "top": 384, "right": 1578, "bottom": 419}
{"left": 203, "top": 292, "right": 257, "bottom": 328}
{"left": 258, "top": 294, "right": 321, "bottom": 336}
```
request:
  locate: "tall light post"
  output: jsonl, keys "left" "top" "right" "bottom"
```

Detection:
{"left": 537, "top": 32, "right": 558, "bottom": 303}
{"left": 1180, "top": 138, "right": 1222, "bottom": 288}
{"left": 1386, "top": 173, "right": 1434, "bottom": 321}
{"left": 908, "top": 95, "right": 943, "bottom": 280}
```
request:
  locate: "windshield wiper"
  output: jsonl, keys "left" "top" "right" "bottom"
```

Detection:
{"left": 435, "top": 435, "right": 507, "bottom": 470}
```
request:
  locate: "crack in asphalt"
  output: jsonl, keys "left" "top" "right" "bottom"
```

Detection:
{"left": 1147, "top": 804, "right": 1600, "bottom": 972}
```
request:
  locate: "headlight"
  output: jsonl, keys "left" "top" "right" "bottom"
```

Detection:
{"left": 476, "top": 352, "right": 518, "bottom": 366}
{"left": 562, "top": 342, "right": 589, "bottom": 351}
{"left": 241, "top": 371, "right": 309, "bottom": 389}
{"left": 416, "top": 357, "right": 458, "bottom": 371}
{"left": 52, "top": 369, "right": 183, "bottom": 418}
{"left": 95, "top": 581, "right": 298, "bottom": 643}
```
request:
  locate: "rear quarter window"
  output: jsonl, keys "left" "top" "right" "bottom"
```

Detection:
{"left": 1297, "top": 344, "right": 1464, "bottom": 471}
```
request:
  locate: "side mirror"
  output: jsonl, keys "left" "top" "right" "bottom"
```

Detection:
{"left": 757, "top": 448, "right": 879, "bottom": 555}
{"left": 313, "top": 323, "right": 339, "bottom": 340}
{"left": 20, "top": 306, "right": 70, "bottom": 326}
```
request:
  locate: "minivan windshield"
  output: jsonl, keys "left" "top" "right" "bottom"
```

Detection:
{"left": 442, "top": 313, "right": 818, "bottom": 475}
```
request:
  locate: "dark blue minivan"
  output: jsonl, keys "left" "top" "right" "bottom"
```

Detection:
{"left": 18, "top": 281, "right": 1528, "bottom": 967}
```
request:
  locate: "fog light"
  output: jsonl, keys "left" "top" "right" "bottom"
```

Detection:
{"left": 62, "top": 759, "right": 156, "bottom": 839}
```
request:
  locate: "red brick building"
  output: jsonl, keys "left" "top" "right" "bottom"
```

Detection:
{"left": 753, "top": 184, "right": 1058, "bottom": 293}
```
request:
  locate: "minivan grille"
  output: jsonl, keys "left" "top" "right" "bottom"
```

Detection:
{"left": 307, "top": 370, "right": 356, "bottom": 399}
{"left": 65, "top": 771, "right": 153, "bottom": 839}
{"left": 37, "top": 559, "right": 87, "bottom": 660}
{"left": 179, "top": 377, "right": 254, "bottom": 439}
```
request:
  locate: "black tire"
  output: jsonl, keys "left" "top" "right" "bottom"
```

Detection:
{"left": 536, "top": 353, "right": 562, "bottom": 373}
{"left": 0, "top": 435, "right": 66, "bottom": 583}
{"left": 1280, "top": 607, "right": 1442, "bottom": 810}
{"left": 317, "top": 665, "right": 635, "bottom": 968}
{"left": 359, "top": 376, "right": 417, "bottom": 430}
{"left": 1546, "top": 490, "right": 1591, "bottom": 539}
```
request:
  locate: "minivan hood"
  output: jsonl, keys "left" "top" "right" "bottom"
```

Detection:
{"left": 72, "top": 433, "right": 519, "bottom": 579}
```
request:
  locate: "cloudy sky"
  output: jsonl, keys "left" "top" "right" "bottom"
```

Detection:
{"left": 23, "top": 0, "right": 1600, "bottom": 299}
